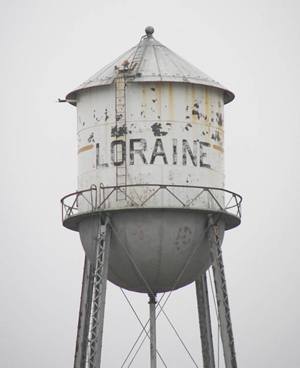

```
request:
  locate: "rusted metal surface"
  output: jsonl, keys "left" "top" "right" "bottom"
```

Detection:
{"left": 66, "top": 31, "right": 234, "bottom": 104}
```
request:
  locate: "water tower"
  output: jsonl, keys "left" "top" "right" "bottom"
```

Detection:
{"left": 60, "top": 27, "right": 242, "bottom": 368}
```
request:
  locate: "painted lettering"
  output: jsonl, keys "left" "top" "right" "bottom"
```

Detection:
{"left": 172, "top": 138, "right": 178, "bottom": 165}
{"left": 130, "top": 139, "right": 148, "bottom": 165}
{"left": 150, "top": 138, "right": 168, "bottom": 164}
{"left": 94, "top": 138, "right": 213, "bottom": 168}
{"left": 96, "top": 143, "right": 108, "bottom": 168}
{"left": 111, "top": 140, "right": 125, "bottom": 166}
{"left": 182, "top": 139, "right": 197, "bottom": 166}
{"left": 199, "top": 141, "right": 211, "bottom": 168}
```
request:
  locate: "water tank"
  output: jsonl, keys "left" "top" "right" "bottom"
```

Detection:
{"left": 62, "top": 28, "right": 241, "bottom": 293}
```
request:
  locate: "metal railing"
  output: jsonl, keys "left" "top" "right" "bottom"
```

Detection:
{"left": 61, "top": 184, "right": 242, "bottom": 224}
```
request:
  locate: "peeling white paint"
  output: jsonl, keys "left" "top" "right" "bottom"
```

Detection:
{"left": 76, "top": 82, "right": 225, "bottom": 212}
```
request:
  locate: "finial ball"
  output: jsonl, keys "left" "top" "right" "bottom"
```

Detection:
{"left": 145, "top": 26, "right": 154, "bottom": 36}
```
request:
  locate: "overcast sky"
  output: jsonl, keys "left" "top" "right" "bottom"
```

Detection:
{"left": 1, "top": 0, "right": 299, "bottom": 367}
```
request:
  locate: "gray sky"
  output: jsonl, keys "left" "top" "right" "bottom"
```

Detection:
{"left": 0, "top": 0, "right": 299, "bottom": 367}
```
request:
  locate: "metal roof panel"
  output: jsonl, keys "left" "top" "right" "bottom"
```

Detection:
{"left": 66, "top": 29, "right": 234, "bottom": 104}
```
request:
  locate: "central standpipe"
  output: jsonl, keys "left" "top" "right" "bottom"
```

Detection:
{"left": 149, "top": 294, "right": 157, "bottom": 368}
{"left": 195, "top": 273, "right": 215, "bottom": 368}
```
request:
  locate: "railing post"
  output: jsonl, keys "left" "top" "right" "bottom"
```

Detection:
{"left": 98, "top": 185, "right": 101, "bottom": 209}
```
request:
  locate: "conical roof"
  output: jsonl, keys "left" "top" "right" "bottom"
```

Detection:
{"left": 66, "top": 27, "right": 234, "bottom": 104}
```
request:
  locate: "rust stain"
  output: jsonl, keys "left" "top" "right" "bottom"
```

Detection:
{"left": 156, "top": 82, "right": 162, "bottom": 119}
{"left": 140, "top": 83, "right": 147, "bottom": 120}
{"left": 213, "top": 144, "right": 224, "bottom": 153}
{"left": 78, "top": 144, "right": 94, "bottom": 154}
{"left": 191, "top": 85, "right": 196, "bottom": 123}
{"left": 204, "top": 87, "right": 211, "bottom": 140}
{"left": 204, "top": 87, "right": 210, "bottom": 120}
{"left": 168, "top": 83, "right": 174, "bottom": 120}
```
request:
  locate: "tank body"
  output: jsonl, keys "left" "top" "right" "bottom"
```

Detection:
{"left": 77, "top": 82, "right": 225, "bottom": 192}
{"left": 76, "top": 81, "right": 226, "bottom": 293}
{"left": 63, "top": 31, "right": 236, "bottom": 293}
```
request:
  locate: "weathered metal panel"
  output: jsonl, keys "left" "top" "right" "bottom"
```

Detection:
{"left": 79, "top": 209, "right": 213, "bottom": 293}
{"left": 66, "top": 35, "right": 234, "bottom": 104}
{"left": 77, "top": 82, "right": 225, "bottom": 214}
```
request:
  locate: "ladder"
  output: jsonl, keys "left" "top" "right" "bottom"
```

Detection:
{"left": 114, "top": 72, "right": 127, "bottom": 201}
{"left": 129, "top": 36, "right": 147, "bottom": 73}
{"left": 114, "top": 36, "right": 147, "bottom": 201}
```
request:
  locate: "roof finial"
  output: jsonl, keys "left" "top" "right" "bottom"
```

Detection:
{"left": 145, "top": 26, "right": 154, "bottom": 37}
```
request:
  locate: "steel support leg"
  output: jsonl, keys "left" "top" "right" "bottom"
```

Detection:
{"left": 74, "top": 256, "right": 95, "bottom": 368}
{"left": 195, "top": 273, "right": 215, "bottom": 368}
{"left": 149, "top": 294, "right": 157, "bottom": 368}
{"left": 208, "top": 215, "right": 237, "bottom": 368}
{"left": 86, "top": 217, "right": 111, "bottom": 368}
